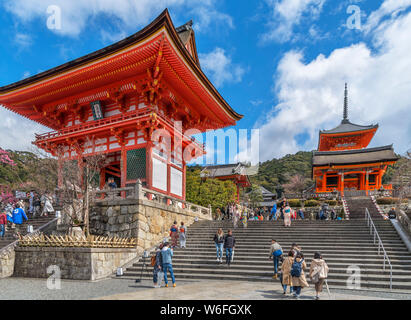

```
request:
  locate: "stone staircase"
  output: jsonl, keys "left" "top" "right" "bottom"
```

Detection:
{"left": 123, "top": 219, "right": 411, "bottom": 291}
{"left": 0, "top": 214, "right": 57, "bottom": 250}
{"left": 345, "top": 196, "right": 382, "bottom": 220}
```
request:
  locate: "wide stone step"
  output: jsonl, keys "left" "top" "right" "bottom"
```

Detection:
{"left": 170, "top": 250, "right": 411, "bottom": 260}
{"left": 131, "top": 262, "right": 411, "bottom": 276}
{"left": 176, "top": 243, "right": 410, "bottom": 252}
{"left": 123, "top": 268, "right": 411, "bottom": 289}
{"left": 125, "top": 266, "right": 411, "bottom": 282}
{"left": 122, "top": 273, "right": 411, "bottom": 290}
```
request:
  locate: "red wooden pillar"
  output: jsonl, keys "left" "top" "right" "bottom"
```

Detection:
{"left": 377, "top": 170, "right": 382, "bottom": 189}
{"left": 182, "top": 162, "right": 187, "bottom": 201}
{"left": 322, "top": 172, "right": 327, "bottom": 192}
{"left": 146, "top": 128, "right": 153, "bottom": 200}
{"left": 120, "top": 145, "right": 126, "bottom": 198}
{"left": 57, "top": 156, "right": 63, "bottom": 189}
{"left": 339, "top": 172, "right": 344, "bottom": 196}
{"left": 365, "top": 171, "right": 369, "bottom": 196}
{"left": 236, "top": 184, "right": 240, "bottom": 203}
{"left": 100, "top": 168, "right": 106, "bottom": 190}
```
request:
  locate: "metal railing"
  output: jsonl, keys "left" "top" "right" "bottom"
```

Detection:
{"left": 0, "top": 216, "right": 59, "bottom": 257}
{"left": 364, "top": 208, "right": 393, "bottom": 290}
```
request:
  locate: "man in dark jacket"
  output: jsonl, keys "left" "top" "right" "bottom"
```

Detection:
{"left": 388, "top": 207, "right": 397, "bottom": 219}
{"left": 153, "top": 243, "right": 164, "bottom": 288}
{"left": 224, "top": 229, "right": 236, "bottom": 267}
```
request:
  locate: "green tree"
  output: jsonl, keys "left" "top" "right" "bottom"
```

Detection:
{"left": 186, "top": 168, "right": 236, "bottom": 212}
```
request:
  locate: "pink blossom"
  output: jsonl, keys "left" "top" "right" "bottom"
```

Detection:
{"left": 0, "top": 148, "right": 16, "bottom": 166}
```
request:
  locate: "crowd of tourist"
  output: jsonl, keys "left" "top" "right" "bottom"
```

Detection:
{"left": 213, "top": 198, "right": 342, "bottom": 229}
{"left": 148, "top": 204, "right": 332, "bottom": 300}
{"left": 0, "top": 191, "right": 56, "bottom": 237}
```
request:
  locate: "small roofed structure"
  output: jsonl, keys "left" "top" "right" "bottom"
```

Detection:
{"left": 245, "top": 185, "right": 277, "bottom": 208}
{"left": 313, "top": 84, "right": 399, "bottom": 196}
{"left": 200, "top": 163, "right": 251, "bottom": 203}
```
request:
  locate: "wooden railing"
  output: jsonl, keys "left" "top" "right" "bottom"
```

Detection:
{"left": 18, "top": 234, "right": 137, "bottom": 248}
{"left": 92, "top": 180, "right": 212, "bottom": 218}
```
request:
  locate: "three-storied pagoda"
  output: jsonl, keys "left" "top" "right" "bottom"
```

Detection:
{"left": 0, "top": 9, "right": 242, "bottom": 200}
{"left": 312, "top": 84, "right": 398, "bottom": 196}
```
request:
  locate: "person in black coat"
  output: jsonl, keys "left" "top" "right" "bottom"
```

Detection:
{"left": 224, "top": 229, "right": 236, "bottom": 267}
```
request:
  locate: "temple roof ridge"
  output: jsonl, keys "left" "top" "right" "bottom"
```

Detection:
{"left": 320, "top": 83, "right": 378, "bottom": 135}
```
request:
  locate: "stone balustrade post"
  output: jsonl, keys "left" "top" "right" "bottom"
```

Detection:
{"left": 134, "top": 179, "right": 143, "bottom": 200}
{"left": 208, "top": 204, "right": 212, "bottom": 219}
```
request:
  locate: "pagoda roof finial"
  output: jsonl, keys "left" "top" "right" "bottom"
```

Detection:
{"left": 342, "top": 83, "right": 349, "bottom": 123}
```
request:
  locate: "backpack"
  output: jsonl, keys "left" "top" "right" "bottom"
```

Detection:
{"left": 150, "top": 254, "right": 156, "bottom": 267}
{"left": 291, "top": 259, "right": 303, "bottom": 277}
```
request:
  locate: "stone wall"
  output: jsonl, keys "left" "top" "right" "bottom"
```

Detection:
{"left": 0, "top": 248, "right": 15, "bottom": 278}
{"left": 13, "top": 247, "right": 137, "bottom": 281}
{"left": 90, "top": 198, "right": 211, "bottom": 255}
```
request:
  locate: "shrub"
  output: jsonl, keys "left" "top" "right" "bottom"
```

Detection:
{"left": 288, "top": 199, "right": 302, "bottom": 207}
{"left": 377, "top": 197, "right": 397, "bottom": 205}
{"left": 304, "top": 199, "right": 320, "bottom": 207}
{"left": 325, "top": 200, "right": 338, "bottom": 206}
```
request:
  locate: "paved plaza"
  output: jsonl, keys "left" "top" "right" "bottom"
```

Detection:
{"left": 1, "top": 277, "right": 410, "bottom": 300}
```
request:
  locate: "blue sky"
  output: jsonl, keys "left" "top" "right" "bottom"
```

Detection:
{"left": 0, "top": 0, "right": 410, "bottom": 163}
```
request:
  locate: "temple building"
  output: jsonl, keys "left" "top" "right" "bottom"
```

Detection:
{"left": 200, "top": 163, "right": 251, "bottom": 202}
{"left": 312, "top": 84, "right": 399, "bottom": 196}
{"left": 0, "top": 9, "right": 242, "bottom": 200}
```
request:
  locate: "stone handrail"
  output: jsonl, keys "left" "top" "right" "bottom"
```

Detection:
{"left": 139, "top": 184, "right": 212, "bottom": 217}
{"left": 283, "top": 191, "right": 340, "bottom": 200}
{"left": 93, "top": 181, "right": 212, "bottom": 218}
{"left": 397, "top": 209, "right": 411, "bottom": 236}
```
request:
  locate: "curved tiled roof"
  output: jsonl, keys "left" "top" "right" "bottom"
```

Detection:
{"left": 320, "top": 119, "right": 378, "bottom": 134}
{"left": 312, "top": 145, "right": 399, "bottom": 166}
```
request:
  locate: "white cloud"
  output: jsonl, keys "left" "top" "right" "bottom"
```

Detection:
{"left": 14, "top": 33, "right": 32, "bottom": 48}
{"left": 0, "top": 107, "right": 49, "bottom": 151}
{"left": 365, "top": 0, "right": 411, "bottom": 33}
{"left": 257, "top": 8, "right": 411, "bottom": 161}
{"left": 3, "top": 0, "right": 233, "bottom": 37}
{"left": 199, "top": 48, "right": 245, "bottom": 88}
{"left": 22, "top": 71, "right": 31, "bottom": 79}
{"left": 261, "top": 0, "right": 326, "bottom": 43}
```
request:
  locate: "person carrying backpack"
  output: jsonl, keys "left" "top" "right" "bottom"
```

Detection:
{"left": 161, "top": 242, "right": 176, "bottom": 287}
{"left": 152, "top": 243, "right": 164, "bottom": 288}
{"left": 269, "top": 239, "right": 283, "bottom": 279}
{"left": 281, "top": 250, "right": 295, "bottom": 295}
{"left": 291, "top": 252, "right": 309, "bottom": 299}
{"left": 309, "top": 252, "right": 329, "bottom": 300}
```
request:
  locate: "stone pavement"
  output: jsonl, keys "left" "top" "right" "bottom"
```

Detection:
{"left": 97, "top": 279, "right": 411, "bottom": 300}
{"left": 1, "top": 277, "right": 410, "bottom": 300}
